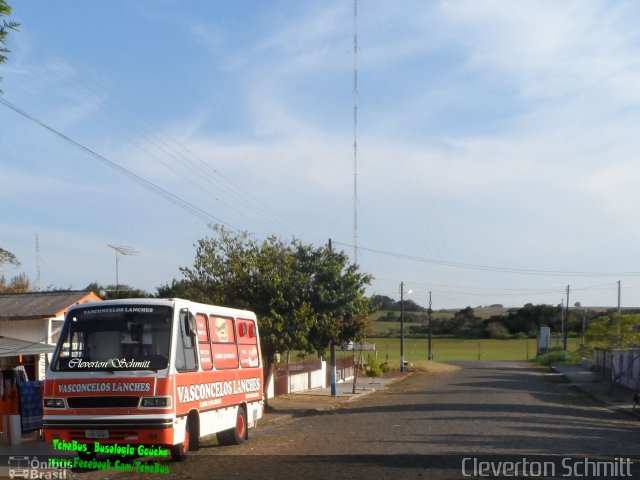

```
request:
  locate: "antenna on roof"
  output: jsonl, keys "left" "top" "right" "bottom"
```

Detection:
{"left": 107, "top": 244, "right": 139, "bottom": 297}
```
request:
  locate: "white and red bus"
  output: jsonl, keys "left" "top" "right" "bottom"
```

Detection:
{"left": 43, "top": 298, "right": 263, "bottom": 461}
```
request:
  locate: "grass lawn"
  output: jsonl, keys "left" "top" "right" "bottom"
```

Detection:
{"left": 353, "top": 337, "right": 582, "bottom": 365}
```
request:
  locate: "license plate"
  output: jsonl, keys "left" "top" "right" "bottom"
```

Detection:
{"left": 85, "top": 430, "right": 109, "bottom": 439}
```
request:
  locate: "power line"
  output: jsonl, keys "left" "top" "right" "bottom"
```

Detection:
{"left": 0, "top": 97, "right": 238, "bottom": 229}
{"left": 16, "top": 53, "right": 307, "bottom": 240}
{"left": 334, "top": 241, "right": 640, "bottom": 277}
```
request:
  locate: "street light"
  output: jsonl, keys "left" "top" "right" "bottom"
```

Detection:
{"left": 400, "top": 282, "right": 413, "bottom": 372}
{"left": 427, "top": 290, "right": 433, "bottom": 361}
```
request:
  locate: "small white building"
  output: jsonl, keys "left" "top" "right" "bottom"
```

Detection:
{"left": 0, "top": 291, "right": 102, "bottom": 380}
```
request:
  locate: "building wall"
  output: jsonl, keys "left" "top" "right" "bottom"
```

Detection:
{"left": 0, "top": 318, "right": 46, "bottom": 343}
{"left": 0, "top": 318, "right": 49, "bottom": 381}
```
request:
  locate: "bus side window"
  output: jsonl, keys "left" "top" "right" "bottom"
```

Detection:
{"left": 237, "top": 319, "right": 260, "bottom": 368}
{"left": 196, "top": 313, "right": 213, "bottom": 370}
{"left": 210, "top": 316, "right": 238, "bottom": 369}
{"left": 175, "top": 310, "right": 198, "bottom": 372}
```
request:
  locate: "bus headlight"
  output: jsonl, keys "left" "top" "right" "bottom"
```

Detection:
{"left": 140, "top": 396, "right": 172, "bottom": 408}
{"left": 44, "top": 398, "right": 66, "bottom": 408}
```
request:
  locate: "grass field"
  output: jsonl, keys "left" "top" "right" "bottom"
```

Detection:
{"left": 340, "top": 337, "right": 582, "bottom": 365}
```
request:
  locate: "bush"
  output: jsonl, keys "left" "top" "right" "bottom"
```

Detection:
{"left": 365, "top": 355, "right": 382, "bottom": 379}
{"left": 486, "top": 321, "right": 510, "bottom": 339}
{"left": 535, "top": 348, "right": 580, "bottom": 366}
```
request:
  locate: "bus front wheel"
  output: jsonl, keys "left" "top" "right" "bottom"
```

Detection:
{"left": 171, "top": 415, "right": 199, "bottom": 461}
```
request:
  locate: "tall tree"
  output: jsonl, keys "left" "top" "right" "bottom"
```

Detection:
{"left": 0, "top": 0, "right": 19, "bottom": 91}
{"left": 369, "top": 294, "right": 395, "bottom": 311}
{"left": 0, "top": 273, "right": 30, "bottom": 293}
{"left": 0, "top": 247, "right": 19, "bottom": 267}
{"left": 298, "top": 242, "right": 372, "bottom": 355}
{"left": 176, "top": 224, "right": 372, "bottom": 390}
{"left": 506, "top": 303, "right": 562, "bottom": 336}
{"left": 451, "top": 306, "right": 483, "bottom": 338}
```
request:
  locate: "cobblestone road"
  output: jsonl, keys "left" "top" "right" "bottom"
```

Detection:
{"left": 71, "top": 361, "right": 640, "bottom": 480}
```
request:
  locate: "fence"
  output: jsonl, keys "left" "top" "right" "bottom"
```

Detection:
{"left": 273, "top": 358, "right": 326, "bottom": 396}
{"left": 326, "top": 357, "right": 356, "bottom": 386}
{"left": 271, "top": 357, "right": 356, "bottom": 397}
{"left": 592, "top": 348, "right": 640, "bottom": 390}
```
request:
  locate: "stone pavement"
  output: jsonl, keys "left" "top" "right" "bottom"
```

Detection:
{"left": 0, "top": 365, "right": 636, "bottom": 461}
{"left": 0, "top": 374, "right": 402, "bottom": 460}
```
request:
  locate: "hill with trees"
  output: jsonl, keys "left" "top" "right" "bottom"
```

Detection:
{"left": 367, "top": 296, "right": 616, "bottom": 340}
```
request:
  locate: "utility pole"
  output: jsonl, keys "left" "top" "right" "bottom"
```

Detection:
{"left": 427, "top": 290, "right": 433, "bottom": 361}
{"left": 560, "top": 298, "right": 564, "bottom": 348}
{"left": 329, "top": 239, "right": 337, "bottom": 396}
{"left": 564, "top": 285, "right": 570, "bottom": 351}
{"left": 400, "top": 281, "right": 405, "bottom": 372}
{"left": 618, "top": 280, "right": 622, "bottom": 349}
{"left": 618, "top": 280, "right": 621, "bottom": 315}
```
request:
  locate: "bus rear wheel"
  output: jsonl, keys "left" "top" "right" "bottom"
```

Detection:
{"left": 217, "top": 406, "right": 247, "bottom": 446}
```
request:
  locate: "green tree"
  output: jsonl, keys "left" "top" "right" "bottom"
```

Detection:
{"left": 585, "top": 314, "right": 640, "bottom": 351}
{"left": 369, "top": 294, "right": 395, "bottom": 311}
{"left": 0, "top": 272, "right": 30, "bottom": 293}
{"left": 0, "top": 0, "right": 19, "bottom": 91}
{"left": 0, "top": 247, "right": 19, "bottom": 267}
{"left": 392, "top": 299, "right": 423, "bottom": 312}
{"left": 505, "top": 303, "right": 561, "bottom": 336}
{"left": 452, "top": 307, "right": 483, "bottom": 338}
{"left": 297, "top": 242, "right": 372, "bottom": 356}
{"left": 176, "top": 224, "right": 372, "bottom": 390}
{"left": 156, "top": 278, "right": 194, "bottom": 299}
{"left": 84, "top": 282, "right": 104, "bottom": 298}
{"left": 84, "top": 282, "right": 151, "bottom": 300}
{"left": 485, "top": 321, "right": 510, "bottom": 339}
{"left": 365, "top": 355, "right": 382, "bottom": 380}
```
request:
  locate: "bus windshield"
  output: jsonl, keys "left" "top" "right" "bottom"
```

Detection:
{"left": 51, "top": 305, "right": 172, "bottom": 372}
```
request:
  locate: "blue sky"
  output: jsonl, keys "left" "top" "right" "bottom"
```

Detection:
{"left": 2, "top": 0, "right": 640, "bottom": 309}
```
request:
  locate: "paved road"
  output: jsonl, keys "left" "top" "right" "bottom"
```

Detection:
{"left": 73, "top": 361, "right": 640, "bottom": 479}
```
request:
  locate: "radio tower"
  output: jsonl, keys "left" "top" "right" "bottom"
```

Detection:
{"left": 35, "top": 233, "right": 41, "bottom": 291}
{"left": 353, "top": 0, "right": 359, "bottom": 265}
